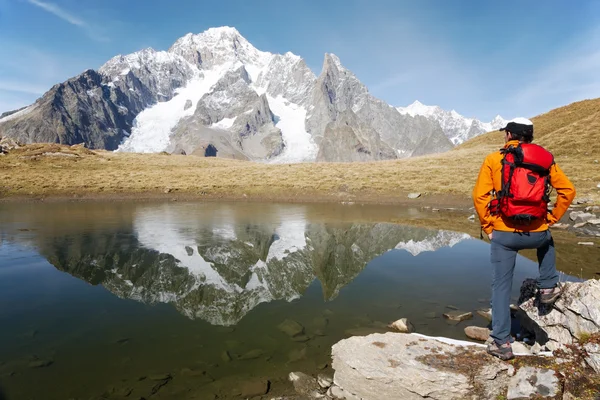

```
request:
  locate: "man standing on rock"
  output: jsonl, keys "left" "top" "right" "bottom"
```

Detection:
{"left": 472, "top": 117, "right": 576, "bottom": 360}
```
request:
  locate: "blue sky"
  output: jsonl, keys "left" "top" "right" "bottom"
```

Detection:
{"left": 0, "top": 0, "right": 599, "bottom": 120}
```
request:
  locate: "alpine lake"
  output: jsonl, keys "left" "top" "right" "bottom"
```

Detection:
{"left": 0, "top": 201, "right": 597, "bottom": 400}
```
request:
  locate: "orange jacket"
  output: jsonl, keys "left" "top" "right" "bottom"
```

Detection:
{"left": 472, "top": 140, "right": 576, "bottom": 235}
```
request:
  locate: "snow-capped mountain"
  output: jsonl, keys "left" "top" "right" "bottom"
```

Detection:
{"left": 0, "top": 26, "right": 457, "bottom": 161}
{"left": 397, "top": 101, "right": 508, "bottom": 145}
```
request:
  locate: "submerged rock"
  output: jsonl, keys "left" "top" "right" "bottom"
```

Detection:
{"left": 443, "top": 310, "right": 473, "bottom": 322}
{"left": 278, "top": 319, "right": 305, "bottom": 337}
{"left": 240, "top": 379, "right": 270, "bottom": 397}
{"left": 28, "top": 359, "right": 53, "bottom": 368}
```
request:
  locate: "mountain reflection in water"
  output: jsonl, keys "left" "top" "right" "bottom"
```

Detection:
{"left": 30, "top": 204, "right": 472, "bottom": 326}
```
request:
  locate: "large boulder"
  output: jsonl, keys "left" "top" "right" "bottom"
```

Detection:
{"left": 518, "top": 280, "right": 600, "bottom": 352}
{"left": 331, "top": 332, "right": 515, "bottom": 400}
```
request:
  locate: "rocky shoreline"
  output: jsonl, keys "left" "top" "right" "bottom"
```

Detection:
{"left": 284, "top": 280, "right": 600, "bottom": 399}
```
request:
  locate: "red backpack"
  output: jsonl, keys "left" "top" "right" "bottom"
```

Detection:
{"left": 491, "top": 143, "right": 554, "bottom": 222}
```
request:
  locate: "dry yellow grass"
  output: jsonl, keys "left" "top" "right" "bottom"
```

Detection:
{"left": 0, "top": 98, "right": 598, "bottom": 204}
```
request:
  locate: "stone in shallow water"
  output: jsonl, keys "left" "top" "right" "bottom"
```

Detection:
{"left": 240, "top": 379, "right": 270, "bottom": 397}
{"left": 278, "top": 319, "right": 305, "bottom": 337}
{"left": 288, "top": 347, "right": 307, "bottom": 363}
{"left": 424, "top": 312, "right": 438, "bottom": 319}
{"left": 407, "top": 192, "right": 421, "bottom": 199}
{"left": 506, "top": 367, "right": 558, "bottom": 399}
{"left": 443, "top": 310, "right": 473, "bottom": 322}
{"left": 28, "top": 359, "right": 53, "bottom": 368}
{"left": 288, "top": 371, "right": 321, "bottom": 397}
{"left": 239, "top": 349, "right": 264, "bottom": 360}
{"left": 291, "top": 334, "right": 311, "bottom": 343}
{"left": 317, "top": 374, "right": 333, "bottom": 389}
{"left": 388, "top": 318, "right": 414, "bottom": 333}
{"left": 464, "top": 326, "right": 490, "bottom": 342}
{"left": 476, "top": 308, "right": 492, "bottom": 322}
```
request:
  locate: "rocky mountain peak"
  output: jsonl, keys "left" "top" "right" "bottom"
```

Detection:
{"left": 168, "top": 26, "right": 272, "bottom": 75}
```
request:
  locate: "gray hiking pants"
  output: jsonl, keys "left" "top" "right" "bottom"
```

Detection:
{"left": 490, "top": 229, "right": 558, "bottom": 345}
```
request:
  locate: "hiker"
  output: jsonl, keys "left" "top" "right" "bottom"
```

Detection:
{"left": 472, "top": 117, "right": 576, "bottom": 360}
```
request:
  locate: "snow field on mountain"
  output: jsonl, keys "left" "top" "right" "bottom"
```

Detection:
{"left": 266, "top": 95, "right": 318, "bottom": 163}
{"left": 117, "top": 65, "right": 231, "bottom": 153}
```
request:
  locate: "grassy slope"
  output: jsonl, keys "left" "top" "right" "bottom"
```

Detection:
{"left": 0, "top": 98, "right": 598, "bottom": 203}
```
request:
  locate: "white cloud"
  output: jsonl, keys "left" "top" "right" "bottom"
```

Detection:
{"left": 27, "top": 0, "right": 84, "bottom": 26}
{"left": 26, "top": 0, "right": 109, "bottom": 42}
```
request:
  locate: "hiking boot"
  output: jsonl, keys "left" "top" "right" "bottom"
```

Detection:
{"left": 487, "top": 341, "right": 514, "bottom": 361}
{"left": 540, "top": 285, "right": 562, "bottom": 304}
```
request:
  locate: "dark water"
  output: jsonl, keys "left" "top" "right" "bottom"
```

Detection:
{"left": 0, "top": 202, "right": 581, "bottom": 399}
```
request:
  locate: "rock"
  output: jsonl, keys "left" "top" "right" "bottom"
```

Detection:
{"left": 388, "top": 318, "right": 415, "bottom": 333}
{"left": 317, "top": 374, "right": 333, "bottom": 389}
{"left": 518, "top": 280, "right": 600, "bottom": 351}
{"left": 476, "top": 308, "right": 492, "bottom": 322}
{"left": 506, "top": 367, "right": 559, "bottom": 399}
{"left": 241, "top": 379, "right": 270, "bottom": 397}
{"left": 184, "top": 99, "right": 193, "bottom": 110}
{"left": 432, "top": 208, "right": 440, "bottom": 212}
{"left": 317, "top": 363, "right": 328, "bottom": 370}
{"left": 288, "top": 372, "right": 322, "bottom": 398}
{"left": 588, "top": 219, "right": 600, "bottom": 225}
{"left": 574, "top": 198, "right": 591, "bottom": 205}
{"left": 510, "top": 341, "right": 531, "bottom": 355}
{"left": 407, "top": 193, "right": 421, "bottom": 199}
{"left": 578, "top": 242, "right": 595, "bottom": 246}
{"left": 278, "top": 319, "right": 305, "bottom": 337}
{"left": 327, "top": 385, "right": 361, "bottom": 400}
{"left": 344, "top": 327, "right": 386, "bottom": 337}
{"left": 530, "top": 342, "right": 544, "bottom": 355}
{"left": 562, "top": 391, "right": 577, "bottom": 400}
{"left": 424, "top": 312, "right": 437, "bottom": 319}
{"left": 584, "top": 342, "right": 600, "bottom": 373}
{"left": 291, "top": 334, "right": 311, "bottom": 343}
{"left": 239, "top": 349, "right": 264, "bottom": 360}
{"left": 150, "top": 373, "right": 172, "bottom": 381}
{"left": 221, "top": 350, "right": 232, "bottom": 362}
{"left": 573, "top": 223, "right": 588, "bottom": 228}
{"left": 288, "top": 347, "right": 308, "bottom": 363}
{"left": 443, "top": 310, "right": 473, "bottom": 322}
{"left": 446, "top": 305, "right": 459, "bottom": 310}
{"left": 464, "top": 326, "right": 490, "bottom": 342}
{"left": 570, "top": 211, "right": 595, "bottom": 222}
{"left": 551, "top": 223, "right": 570, "bottom": 229}
{"left": 332, "top": 332, "right": 513, "bottom": 400}
{"left": 28, "top": 359, "right": 53, "bottom": 368}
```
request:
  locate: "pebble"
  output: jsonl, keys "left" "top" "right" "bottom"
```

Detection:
{"left": 443, "top": 310, "right": 473, "bottom": 322}
{"left": 407, "top": 192, "right": 421, "bottom": 199}
{"left": 317, "top": 374, "right": 333, "bottom": 389}
{"left": 578, "top": 242, "right": 595, "bottom": 246}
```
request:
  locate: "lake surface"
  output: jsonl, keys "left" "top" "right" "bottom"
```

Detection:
{"left": 0, "top": 201, "right": 583, "bottom": 399}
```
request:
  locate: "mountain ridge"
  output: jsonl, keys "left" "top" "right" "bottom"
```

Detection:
{"left": 0, "top": 26, "right": 498, "bottom": 162}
